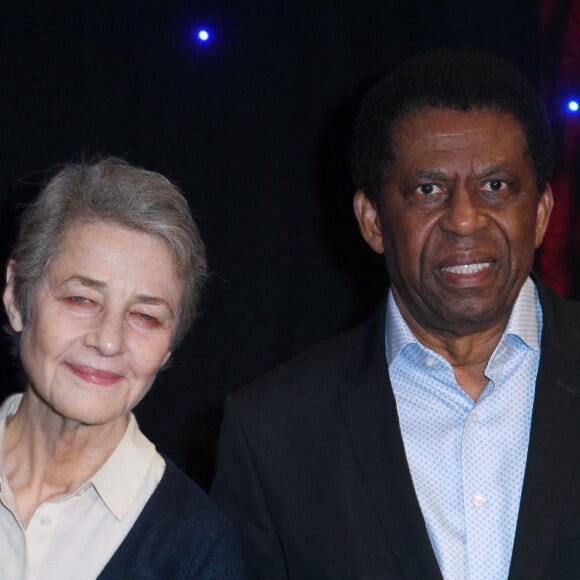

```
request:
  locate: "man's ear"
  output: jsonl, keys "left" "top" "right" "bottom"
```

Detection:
{"left": 3, "top": 260, "right": 24, "bottom": 332}
{"left": 353, "top": 190, "right": 385, "bottom": 255}
{"left": 534, "top": 183, "right": 554, "bottom": 249}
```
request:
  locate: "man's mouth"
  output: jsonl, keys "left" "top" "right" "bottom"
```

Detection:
{"left": 441, "top": 262, "right": 493, "bottom": 274}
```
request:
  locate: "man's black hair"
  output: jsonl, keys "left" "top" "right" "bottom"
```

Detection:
{"left": 351, "top": 49, "right": 553, "bottom": 202}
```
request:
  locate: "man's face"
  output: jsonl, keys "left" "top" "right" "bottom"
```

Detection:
{"left": 354, "top": 107, "right": 553, "bottom": 338}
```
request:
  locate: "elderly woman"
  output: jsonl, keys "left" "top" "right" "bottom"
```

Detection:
{"left": 0, "top": 158, "right": 244, "bottom": 579}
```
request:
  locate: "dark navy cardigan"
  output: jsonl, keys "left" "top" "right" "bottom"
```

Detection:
{"left": 98, "top": 459, "right": 245, "bottom": 579}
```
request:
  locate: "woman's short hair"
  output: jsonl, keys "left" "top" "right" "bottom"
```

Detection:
{"left": 10, "top": 156, "right": 207, "bottom": 348}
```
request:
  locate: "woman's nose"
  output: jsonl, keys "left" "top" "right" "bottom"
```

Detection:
{"left": 84, "top": 311, "right": 126, "bottom": 356}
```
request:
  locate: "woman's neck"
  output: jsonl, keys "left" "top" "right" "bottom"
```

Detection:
{"left": 2, "top": 391, "right": 128, "bottom": 527}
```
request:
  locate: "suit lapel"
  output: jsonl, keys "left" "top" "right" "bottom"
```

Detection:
{"left": 341, "top": 305, "right": 443, "bottom": 580}
{"left": 509, "top": 281, "right": 580, "bottom": 580}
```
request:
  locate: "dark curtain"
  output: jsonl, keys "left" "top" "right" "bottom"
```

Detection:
{"left": 537, "top": 0, "right": 580, "bottom": 296}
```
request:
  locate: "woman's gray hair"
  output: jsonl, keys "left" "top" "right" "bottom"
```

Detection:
{"left": 10, "top": 156, "right": 207, "bottom": 348}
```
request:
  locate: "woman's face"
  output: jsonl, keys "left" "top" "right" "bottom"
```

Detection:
{"left": 4, "top": 221, "right": 182, "bottom": 428}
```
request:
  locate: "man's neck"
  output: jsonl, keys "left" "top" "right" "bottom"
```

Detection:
{"left": 394, "top": 296, "right": 508, "bottom": 401}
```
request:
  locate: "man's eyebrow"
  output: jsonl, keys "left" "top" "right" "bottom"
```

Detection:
{"left": 414, "top": 165, "right": 517, "bottom": 179}
{"left": 479, "top": 164, "right": 516, "bottom": 176}
{"left": 415, "top": 168, "right": 448, "bottom": 179}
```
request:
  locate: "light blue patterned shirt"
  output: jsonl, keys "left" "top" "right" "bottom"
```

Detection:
{"left": 386, "top": 277, "right": 541, "bottom": 580}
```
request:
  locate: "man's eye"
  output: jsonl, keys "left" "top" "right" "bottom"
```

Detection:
{"left": 482, "top": 178, "right": 507, "bottom": 192}
{"left": 416, "top": 183, "right": 442, "bottom": 195}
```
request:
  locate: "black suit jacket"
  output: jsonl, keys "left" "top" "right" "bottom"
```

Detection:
{"left": 211, "top": 279, "right": 580, "bottom": 579}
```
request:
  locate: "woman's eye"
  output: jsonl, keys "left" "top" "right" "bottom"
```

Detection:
{"left": 133, "top": 312, "right": 159, "bottom": 326}
{"left": 69, "top": 296, "right": 92, "bottom": 304}
{"left": 64, "top": 295, "right": 98, "bottom": 311}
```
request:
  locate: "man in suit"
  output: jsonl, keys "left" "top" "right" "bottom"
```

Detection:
{"left": 211, "top": 49, "right": 580, "bottom": 579}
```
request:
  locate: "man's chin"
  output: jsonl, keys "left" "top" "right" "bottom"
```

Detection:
{"left": 429, "top": 304, "right": 512, "bottom": 337}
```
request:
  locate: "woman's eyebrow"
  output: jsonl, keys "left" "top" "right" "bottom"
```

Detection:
{"left": 62, "top": 275, "right": 106, "bottom": 290}
{"left": 62, "top": 276, "right": 174, "bottom": 312}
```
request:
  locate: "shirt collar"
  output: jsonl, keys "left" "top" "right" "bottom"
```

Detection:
{"left": 386, "top": 277, "right": 541, "bottom": 365}
{"left": 89, "top": 413, "right": 159, "bottom": 521}
{"left": 385, "top": 291, "right": 418, "bottom": 365}
{"left": 0, "top": 393, "right": 23, "bottom": 490}
{"left": 502, "top": 277, "right": 541, "bottom": 351}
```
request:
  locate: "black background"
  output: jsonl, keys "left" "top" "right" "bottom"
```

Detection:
{"left": 2, "top": 0, "right": 570, "bottom": 488}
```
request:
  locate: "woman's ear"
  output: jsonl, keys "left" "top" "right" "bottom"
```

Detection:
{"left": 3, "top": 260, "right": 24, "bottom": 332}
{"left": 161, "top": 351, "right": 172, "bottom": 368}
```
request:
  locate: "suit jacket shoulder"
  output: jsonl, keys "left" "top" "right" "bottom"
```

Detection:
{"left": 510, "top": 277, "right": 580, "bottom": 579}
{"left": 536, "top": 276, "right": 580, "bottom": 356}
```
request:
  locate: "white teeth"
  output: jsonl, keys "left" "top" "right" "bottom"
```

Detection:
{"left": 442, "top": 263, "right": 492, "bottom": 274}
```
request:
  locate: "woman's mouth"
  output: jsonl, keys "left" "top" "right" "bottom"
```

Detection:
{"left": 66, "top": 363, "right": 123, "bottom": 386}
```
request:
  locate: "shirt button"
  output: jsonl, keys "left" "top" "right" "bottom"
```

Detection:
{"left": 424, "top": 357, "right": 436, "bottom": 368}
{"left": 473, "top": 495, "right": 486, "bottom": 508}
{"left": 470, "top": 412, "right": 480, "bottom": 423}
{"left": 39, "top": 515, "right": 52, "bottom": 526}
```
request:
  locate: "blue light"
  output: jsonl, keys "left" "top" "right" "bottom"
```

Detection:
{"left": 197, "top": 29, "right": 210, "bottom": 42}
{"left": 567, "top": 100, "right": 579, "bottom": 112}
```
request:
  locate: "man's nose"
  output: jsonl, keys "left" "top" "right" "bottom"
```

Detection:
{"left": 439, "top": 189, "right": 490, "bottom": 236}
